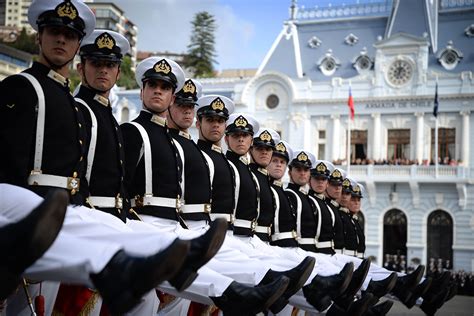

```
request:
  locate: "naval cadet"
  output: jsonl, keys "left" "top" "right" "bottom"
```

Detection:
{"left": 324, "top": 167, "right": 347, "bottom": 255}
{"left": 75, "top": 29, "right": 130, "bottom": 221}
{"left": 249, "top": 128, "right": 281, "bottom": 242}
{"left": 195, "top": 95, "right": 236, "bottom": 226}
{"left": 0, "top": 0, "right": 96, "bottom": 205}
{"left": 308, "top": 160, "right": 338, "bottom": 255}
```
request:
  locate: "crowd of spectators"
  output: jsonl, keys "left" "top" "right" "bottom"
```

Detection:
{"left": 333, "top": 157, "right": 462, "bottom": 166}
{"left": 381, "top": 255, "right": 474, "bottom": 296}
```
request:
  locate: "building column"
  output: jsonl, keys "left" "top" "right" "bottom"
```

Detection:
{"left": 371, "top": 113, "right": 381, "bottom": 161}
{"left": 461, "top": 110, "right": 470, "bottom": 165}
{"left": 415, "top": 112, "right": 424, "bottom": 164}
{"left": 331, "top": 114, "right": 341, "bottom": 160}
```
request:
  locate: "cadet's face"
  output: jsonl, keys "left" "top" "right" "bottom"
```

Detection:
{"left": 268, "top": 156, "right": 287, "bottom": 180}
{"left": 226, "top": 132, "right": 252, "bottom": 155}
{"left": 310, "top": 176, "right": 328, "bottom": 194}
{"left": 340, "top": 192, "right": 351, "bottom": 206}
{"left": 289, "top": 166, "right": 310, "bottom": 186}
{"left": 38, "top": 26, "right": 81, "bottom": 70}
{"left": 251, "top": 146, "right": 273, "bottom": 167}
{"left": 197, "top": 116, "right": 226, "bottom": 143}
{"left": 141, "top": 79, "right": 175, "bottom": 114}
{"left": 326, "top": 182, "right": 342, "bottom": 200}
{"left": 169, "top": 102, "right": 195, "bottom": 129}
{"left": 79, "top": 59, "right": 120, "bottom": 94}
{"left": 348, "top": 196, "right": 361, "bottom": 213}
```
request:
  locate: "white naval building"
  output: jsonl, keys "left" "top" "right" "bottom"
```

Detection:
{"left": 114, "top": 0, "right": 474, "bottom": 271}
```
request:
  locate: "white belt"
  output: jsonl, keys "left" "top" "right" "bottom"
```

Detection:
{"left": 316, "top": 241, "right": 334, "bottom": 248}
{"left": 357, "top": 252, "right": 364, "bottom": 258}
{"left": 334, "top": 248, "right": 344, "bottom": 254}
{"left": 181, "top": 204, "right": 211, "bottom": 214}
{"left": 271, "top": 231, "right": 298, "bottom": 241}
{"left": 210, "top": 213, "right": 234, "bottom": 222}
{"left": 298, "top": 238, "right": 316, "bottom": 245}
{"left": 233, "top": 219, "right": 256, "bottom": 230}
{"left": 132, "top": 195, "right": 181, "bottom": 209}
{"left": 88, "top": 196, "right": 123, "bottom": 209}
{"left": 254, "top": 225, "right": 271, "bottom": 235}
{"left": 28, "top": 173, "right": 80, "bottom": 193}
{"left": 343, "top": 249, "right": 358, "bottom": 256}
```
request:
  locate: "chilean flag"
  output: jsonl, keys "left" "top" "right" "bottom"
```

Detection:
{"left": 348, "top": 87, "right": 355, "bottom": 120}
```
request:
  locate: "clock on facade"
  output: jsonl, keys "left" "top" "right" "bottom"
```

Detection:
{"left": 387, "top": 59, "right": 413, "bottom": 86}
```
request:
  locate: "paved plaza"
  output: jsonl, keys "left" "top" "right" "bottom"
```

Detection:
{"left": 388, "top": 295, "right": 473, "bottom": 316}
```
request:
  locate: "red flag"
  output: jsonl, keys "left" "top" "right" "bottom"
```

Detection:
{"left": 348, "top": 87, "right": 355, "bottom": 120}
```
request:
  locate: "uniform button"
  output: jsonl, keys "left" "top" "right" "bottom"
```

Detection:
{"left": 120, "top": 160, "right": 123, "bottom": 165}
{"left": 79, "top": 140, "right": 83, "bottom": 145}
{"left": 80, "top": 156, "right": 83, "bottom": 161}
{"left": 75, "top": 107, "right": 79, "bottom": 112}
{"left": 119, "top": 143, "right": 122, "bottom": 148}
{"left": 78, "top": 123, "right": 82, "bottom": 128}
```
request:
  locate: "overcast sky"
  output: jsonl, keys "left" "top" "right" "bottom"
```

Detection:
{"left": 96, "top": 0, "right": 367, "bottom": 71}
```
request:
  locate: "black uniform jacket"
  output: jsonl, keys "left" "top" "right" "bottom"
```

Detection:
{"left": 0, "top": 62, "right": 88, "bottom": 205}
{"left": 327, "top": 199, "right": 346, "bottom": 251}
{"left": 120, "top": 110, "right": 182, "bottom": 221}
{"left": 249, "top": 163, "right": 275, "bottom": 241}
{"left": 309, "top": 190, "right": 336, "bottom": 255}
{"left": 197, "top": 140, "right": 235, "bottom": 216}
{"left": 285, "top": 183, "right": 318, "bottom": 253}
{"left": 169, "top": 129, "right": 211, "bottom": 221}
{"left": 270, "top": 180, "right": 299, "bottom": 248}
{"left": 76, "top": 85, "right": 128, "bottom": 221}
{"left": 226, "top": 151, "right": 258, "bottom": 236}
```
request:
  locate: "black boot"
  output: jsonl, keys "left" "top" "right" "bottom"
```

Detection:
{"left": 419, "top": 286, "right": 450, "bottom": 316}
{"left": 335, "top": 259, "right": 371, "bottom": 309}
{"left": 0, "top": 189, "right": 69, "bottom": 300}
{"left": 259, "top": 256, "right": 316, "bottom": 313}
{"left": 444, "top": 282, "right": 457, "bottom": 303}
{"left": 346, "top": 292, "right": 378, "bottom": 316}
{"left": 391, "top": 265, "right": 425, "bottom": 302}
{"left": 169, "top": 218, "right": 227, "bottom": 291}
{"left": 365, "top": 272, "right": 398, "bottom": 299}
{"left": 303, "top": 262, "right": 354, "bottom": 311}
{"left": 403, "top": 277, "right": 432, "bottom": 308}
{"left": 363, "top": 299, "right": 394, "bottom": 316}
{"left": 211, "top": 277, "right": 290, "bottom": 315}
{"left": 91, "top": 239, "right": 190, "bottom": 314}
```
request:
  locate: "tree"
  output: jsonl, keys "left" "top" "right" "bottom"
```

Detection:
{"left": 183, "top": 11, "right": 217, "bottom": 78}
{"left": 8, "top": 28, "right": 39, "bottom": 55}
{"left": 117, "top": 56, "right": 138, "bottom": 89}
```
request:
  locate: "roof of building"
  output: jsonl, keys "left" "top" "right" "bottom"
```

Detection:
{"left": 258, "top": 0, "right": 474, "bottom": 81}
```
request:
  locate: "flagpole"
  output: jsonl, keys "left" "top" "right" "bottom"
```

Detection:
{"left": 347, "top": 81, "right": 352, "bottom": 173}
{"left": 435, "top": 77, "right": 439, "bottom": 178}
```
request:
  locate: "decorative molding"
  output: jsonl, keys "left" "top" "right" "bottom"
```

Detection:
{"left": 409, "top": 181, "right": 420, "bottom": 208}
{"left": 455, "top": 183, "right": 466, "bottom": 210}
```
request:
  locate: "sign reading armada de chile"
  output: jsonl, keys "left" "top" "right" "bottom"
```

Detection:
{"left": 365, "top": 100, "right": 432, "bottom": 109}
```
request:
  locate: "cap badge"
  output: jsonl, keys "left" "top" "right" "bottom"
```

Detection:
{"left": 332, "top": 169, "right": 342, "bottom": 178}
{"left": 275, "top": 142, "right": 286, "bottom": 153}
{"left": 353, "top": 185, "right": 360, "bottom": 193}
{"left": 211, "top": 97, "right": 224, "bottom": 111}
{"left": 56, "top": 1, "right": 78, "bottom": 20}
{"left": 96, "top": 33, "right": 115, "bottom": 50}
{"left": 297, "top": 152, "right": 308, "bottom": 162}
{"left": 154, "top": 59, "right": 171, "bottom": 75}
{"left": 182, "top": 80, "right": 196, "bottom": 94}
{"left": 259, "top": 130, "right": 272, "bottom": 142}
{"left": 316, "top": 162, "right": 327, "bottom": 172}
{"left": 234, "top": 115, "right": 248, "bottom": 127}
{"left": 342, "top": 179, "right": 351, "bottom": 187}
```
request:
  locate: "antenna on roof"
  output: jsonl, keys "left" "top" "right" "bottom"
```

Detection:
{"left": 290, "top": 0, "right": 298, "bottom": 20}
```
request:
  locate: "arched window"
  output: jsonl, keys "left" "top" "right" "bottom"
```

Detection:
{"left": 427, "top": 210, "right": 453, "bottom": 273}
{"left": 383, "top": 209, "right": 407, "bottom": 272}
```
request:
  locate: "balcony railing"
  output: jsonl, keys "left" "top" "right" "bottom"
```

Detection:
{"left": 337, "top": 165, "right": 471, "bottom": 182}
